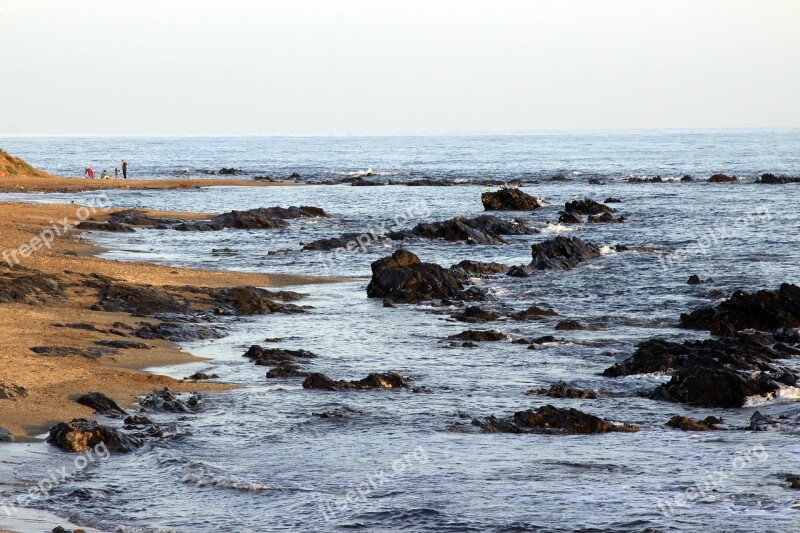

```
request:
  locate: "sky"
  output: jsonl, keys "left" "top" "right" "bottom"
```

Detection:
{"left": 0, "top": 0, "right": 798, "bottom": 135}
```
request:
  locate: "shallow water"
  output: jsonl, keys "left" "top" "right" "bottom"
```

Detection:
{"left": 2, "top": 132, "right": 800, "bottom": 532}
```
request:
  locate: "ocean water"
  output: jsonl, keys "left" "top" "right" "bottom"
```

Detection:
{"left": 2, "top": 131, "right": 800, "bottom": 532}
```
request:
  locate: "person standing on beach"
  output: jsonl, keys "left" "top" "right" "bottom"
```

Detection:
{"left": 84, "top": 167, "right": 94, "bottom": 178}
{"left": 121, "top": 159, "right": 128, "bottom": 179}
{"left": 115, "top": 167, "right": 120, "bottom": 178}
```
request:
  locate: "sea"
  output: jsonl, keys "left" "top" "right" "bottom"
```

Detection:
{"left": 1, "top": 130, "right": 800, "bottom": 532}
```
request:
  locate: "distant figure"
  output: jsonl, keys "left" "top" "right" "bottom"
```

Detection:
{"left": 101, "top": 170, "right": 111, "bottom": 179}
{"left": 84, "top": 167, "right": 95, "bottom": 178}
{"left": 114, "top": 167, "right": 120, "bottom": 178}
{"left": 121, "top": 159, "right": 128, "bottom": 179}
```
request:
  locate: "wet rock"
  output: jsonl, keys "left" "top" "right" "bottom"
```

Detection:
{"left": 219, "top": 167, "right": 242, "bottom": 175}
{"left": 106, "top": 211, "right": 183, "bottom": 227}
{"left": 448, "top": 329, "right": 506, "bottom": 342}
{"left": 451, "top": 306, "right": 501, "bottom": 323}
{"left": 531, "top": 381, "right": 598, "bottom": 399}
{"left": 748, "top": 410, "right": 782, "bottom": 431}
{"left": 450, "top": 260, "right": 508, "bottom": 278}
{"left": 505, "top": 265, "right": 533, "bottom": 278}
{"left": 95, "top": 340, "right": 152, "bottom": 349}
{"left": 0, "top": 381, "right": 28, "bottom": 400}
{"left": 243, "top": 345, "right": 317, "bottom": 365}
{"left": 47, "top": 418, "right": 141, "bottom": 453}
{"left": 412, "top": 386, "right": 433, "bottom": 393}
{"left": 603, "top": 334, "right": 798, "bottom": 407}
{"left": 604, "top": 197, "right": 622, "bottom": 203}
{"left": 91, "top": 281, "right": 190, "bottom": 315}
{"left": 211, "top": 286, "right": 290, "bottom": 315}
{"left": 588, "top": 178, "right": 607, "bottom": 185}
{"left": 52, "top": 322, "right": 106, "bottom": 333}
{"left": 123, "top": 414, "right": 156, "bottom": 428}
{"left": 351, "top": 176, "right": 384, "bottom": 186}
{"left": 0, "top": 270, "right": 64, "bottom": 305}
{"left": 302, "top": 233, "right": 377, "bottom": 251}
{"left": 564, "top": 199, "right": 614, "bottom": 215}
{"left": 302, "top": 372, "right": 408, "bottom": 391}
{"left": 555, "top": 320, "right": 583, "bottom": 331}
{"left": 481, "top": 188, "right": 544, "bottom": 211}
{"left": 473, "top": 404, "right": 639, "bottom": 434}
{"left": 76, "top": 392, "right": 127, "bottom": 416}
{"left": 31, "top": 346, "right": 117, "bottom": 359}
{"left": 180, "top": 206, "right": 328, "bottom": 231}
{"left": 530, "top": 236, "right": 601, "bottom": 270}
{"left": 0, "top": 428, "right": 13, "bottom": 442}
{"left": 666, "top": 415, "right": 722, "bottom": 431}
{"left": 185, "top": 372, "right": 220, "bottom": 380}
{"left": 366, "top": 250, "right": 467, "bottom": 303}
{"left": 133, "top": 321, "right": 226, "bottom": 342}
{"left": 266, "top": 365, "right": 309, "bottom": 378}
{"left": 708, "top": 173, "right": 737, "bottom": 183}
{"left": 757, "top": 173, "right": 800, "bottom": 184}
{"left": 140, "top": 388, "right": 199, "bottom": 413}
{"left": 510, "top": 305, "right": 558, "bottom": 320}
{"left": 75, "top": 220, "right": 135, "bottom": 232}
{"left": 558, "top": 211, "right": 584, "bottom": 224}
{"left": 687, "top": 274, "right": 702, "bottom": 285}
{"left": 628, "top": 176, "right": 664, "bottom": 183}
{"left": 786, "top": 475, "right": 800, "bottom": 489}
{"left": 396, "top": 217, "right": 507, "bottom": 245}
{"left": 588, "top": 212, "right": 626, "bottom": 224}
{"left": 679, "top": 284, "right": 800, "bottom": 335}
{"left": 313, "top": 406, "right": 365, "bottom": 418}
{"left": 531, "top": 335, "right": 557, "bottom": 344}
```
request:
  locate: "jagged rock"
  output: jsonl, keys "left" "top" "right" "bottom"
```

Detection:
{"left": 473, "top": 404, "right": 639, "bottom": 434}
{"left": 481, "top": 188, "right": 544, "bottom": 211}
{"left": 133, "top": 322, "right": 226, "bottom": 342}
{"left": 708, "top": 173, "right": 737, "bottom": 183}
{"left": 558, "top": 211, "right": 583, "bottom": 224}
{"left": 448, "top": 329, "right": 506, "bottom": 342}
{"left": 530, "top": 236, "right": 601, "bottom": 270}
{"left": 178, "top": 206, "right": 328, "bottom": 231}
{"left": 450, "top": 260, "right": 508, "bottom": 278}
{"left": 302, "top": 233, "right": 376, "bottom": 251}
{"left": 76, "top": 392, "right": 127, "bottom": 416}
{"left": 531, "top": 381, "right": 598, "bottom": 399}
{"left": 687, "top": 274, "right": 702, "bottom": 285}
{"left": 366, "top": 250, "right": 466, "bottom": 303}
{"left": 506, "top": 265, "right": 533, "bottom": 278}
{"left": 47, "top": 418, "right": 141, "bottom": 453}
{"left": 588, "top": 212, "right": 626, "bottom": 224}
{"left": 510, "top": 305, "right": 558, "bottom": 320}
{"left": 0, "top": 270, "right": 64, "bottom": 305}
{"left": 564, "top": 199, "right": 613, "bottom": 215}
{"left": 555, "top": 320, "right": 583, "bottom": 331}
{"left": 757, "top": 173, "right": 800, "bottom": 184}
{"left": 140, "top": 388, "right": 199, "bottom": 413}
{"left": 0, "top": 381, "right": 28, "bottom": 400}
{"left": 0, "top": 428, "right": 13, "bottom": 442}
{"left": 75, "top": 221, "right": 135, "bottom": 232}
{"left": 679, "top": 284, "right": 800, "bottom": 335}
{"left": 666, "top": 415, "right": 722, "bottom": 431}
{"left": 243, "top": 345, "right": 317, "bottom": 366}
{"left": 451, "top": 306, "right": 501, "bottom": 323}
{"left": 302, "top": 372, "right": 408, "bottom": 391}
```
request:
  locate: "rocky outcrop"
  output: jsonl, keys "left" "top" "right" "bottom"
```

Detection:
{"left": 140, "top": 388, "right": 199, "bottom": 413}
{"left": 76, "top": 220, "right": 135, "bottom": 232}
{"left": 757, "top": 173, "right": 800, "bottom": 184}
{"left": 588, "top": 213, "right": 626, "bottom": 224}
{"left": 687, "top": 274, "right": 702, "bottom": 285}
{"left": 31, "top": 346, "right": 118, "bottom": 359}
{"left": 95, "top": 340, "right": 152, "bottom": 349}
{"left": 302, "top": 372, "right": 408, "bottom": 391}
{"left": 366, "top": 250, "right": 471, "bottom": 303}
{"left": 76, "top": 392, "right": 128, "bottom": 416}
{"left": 510, "top": 305, "right": 558, "bottom": 320}
{"left": 530, "top": 236, "right": 602, "bottom": 270}
{"left": 389, "top": 215, "right": 538, "bottom": 245}
{"left": 472, "top": 405, "right": 639, "bottom": 434}
{"left": 449, "top": 260, "right": 507, "bottom": 278}
{"left": 679, "top": 284, "right": 800, "bottom": 335}
{"left": 481, "top": 188, "right": 544, "bottom": 211}
{"left": 47, "top": 418, "right": 142, "bottom": 453}
{"left": 564, "top": 199, "right": 614, "bottom": 215}
{"left": 0, "top": 269, "right": 64, "bottom": 305}
{"left": 448, "top": 329, "right": 506, "bottom": 342}
{"left": 558, "top": 211, "right": 584, "bottom": 224}
{"left": 301, "top": 233, "right": 376, "bottom": 251}
{"left": 708, "top": 173, "right": 737, "bottom": 183}
{"left": 132, "top": 321, "right": 226, "bottom": 342}
{"left": 555, "top": 320, "right": 583, "bottom": 331}
{"left": 0, "top": 428, "right": 13, "bottom": 442}
{"left": 451, "top": 306, "right": 501, "bottom": 323}
{"left": 666, "top": 415, "right": 722, "bottom": 431}
{"left": 178, "top": 206, "right": 328, "bottom": 231}
{"left": 531, "top": 381, "right": 598, "bottom": 399}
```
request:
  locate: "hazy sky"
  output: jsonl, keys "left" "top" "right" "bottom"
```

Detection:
{"left": 1, "top": 0, "right": 798, "bottom": 134}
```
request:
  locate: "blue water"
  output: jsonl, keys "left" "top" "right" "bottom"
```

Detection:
{"left": 2, "top": 132, "right": 800, "bottom": 532}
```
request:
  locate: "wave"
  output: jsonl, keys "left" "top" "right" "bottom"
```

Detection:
{"left": 744, "top": 385, "right": 800, "bottom": 407}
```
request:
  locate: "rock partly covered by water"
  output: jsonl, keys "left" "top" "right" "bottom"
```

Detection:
{"left": 451, "top": 306, "right": 501, "bottom": 323}
{"left": 510, "top": 305, "right": 559, "bottom": 320}
{"left": 389, "top": 215, "right": 538, "bottom": 245}
{"left": 530, "top": 236, "right": 602, "bottom": 271}
{"left": 604, "top": 334, "right": 799, "bottom": 407}
{"left": 666, "top": 415, "right": 723, "bottom": 431}
{"left": 564, "top": 199, "right": 614, "bottom": 215}
{"left": 449, "top": 260, "right": 508, "bottom": 278}
{"left": 481, "top": 188, "right": 544, "bottom": 211}
{"left": 47, "top": 418, "right": 142, "bottom": 453}
{"left": 757, "top": 173, "right": 800, "bottom": 184}
{"left": 708, "top": 173, "right": 737, "bottom": 183}
{"left": 472, "top": 404, "right": 639, "bottom": 434}
{"left": 679, "top": 284, "right": 800, "bottom": 335}
{"left": 531, "top": 381, "right": 599, "bottom": 399}
{"left": 366, "top": 250, "right": 474, "bottom": 303}
{"left": 302, "top": 372, "right": 408, "bottom": 391}
{"left": 140, "top": 388, "right": 199, "bottom": 413}
{"left": 448, "top": 329, "right": 507, "bottom": 342}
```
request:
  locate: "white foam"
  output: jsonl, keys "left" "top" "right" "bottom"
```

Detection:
{"left": 541, "top": 223, "right": 576, "bottom": 234}
{"left": 599, "top": 245, "right": 617, "bottom": 255}
{"left": 744, "top": 385, "right": 800, "bottom": 407}
{"left": 181, "top": 469, "right": 272, "bottom": 491}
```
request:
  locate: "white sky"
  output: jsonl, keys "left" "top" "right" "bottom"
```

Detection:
{"left": 0, "top": 0, "right": 798, "bottom": 134}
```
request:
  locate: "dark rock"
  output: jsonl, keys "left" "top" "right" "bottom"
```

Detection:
{"left": 95, "top": 340, "right": 152, "bottom": 349}
{"left": 366, "top": 250, "right": 466, "bottom": 303}
{"left": 708, "top": 173, "right": 737, "bottom": 183}
{"left": 681, "top": 175, "right": 694, "bottom": 182}
{"left": 0, "top": 270, "right": 64, "bottom": 305}
{"left": 0, "top": 428, "right": 13, "bottom": 442}
{"left": 687, "top": 274, "right": 702, "bottom": 285}
{"left": 140, "top": 388, "right": 198, "bottom": 413}
{"left": 180, "top": 206, "right": 328, "bottom": 231}
{"left": 588, "top": 178, "right": 607, "bottom": 185}
{"left": 31, "top": 346, "right": 117, "bottom": 359}
{"left": 604, "top": 197, "right": 622, "bottom": 203}
{"left": 532, "top": 381, "right": 598, "bottom": 399}
{"left": 47, "top": 418, "right": 141, "bottom": 453}
{"left": 76, "top": 392, "right": 127, "bottom": 416}
{"left": 451, "top": 306, "right": 501, "bottom": 323}
{"left": 133, "top": 322, "right": 225, "bottom": 342}
{"left": 564, "top": 199, "right": 613, "bottom": 215}
{"left": 481, "top": 188, "right": 544, "bottom": 211}
{"left": 666, "top": 415, "right": 722, "bottom": 431}
{"left": 558, "top": 211, "right": 584, "bottom": 224}
{"left": 555, "top": 320, "right": 583, "bottom": 330}
{"left": 510, "top": 305, "right": 558, "bottom": 320}
{"left": 450, "top": 260, "right": 508, "bottom": 278}
{"left": 530, "top": 236, "right": 601, "bottom": 270}
{"left": 76, "top": 220, "right": 135, "bottom": 232}
{"left": 218, "top": 167, "right": 242, "bottom": 175}
{"left": 399, "top": 217, "right": 507, "bottom": 245}
{"left": 749, "top": 410, "right": 781, "bottom": 431}
{"left": 531, "top": 335, "right": 557, "bottom": 344}
{"left": 185, "top": 372, "right": 220, "bottom": 380}
{"left": 123, "top": 414, "right": 156, "bottom": 428}
{"left": 473, "top": 404, "right": 639, "bottom": 434}
{"left": 679, "top": 284, "right": 800, "bottom": 335}
{"left": 351, "top": 176, "right": 384, "bottom": 186}
{"left": 786, "top": 475, "right": 800, "bottom": 489}
{"left": 302, "top": 233, "right": 376, "bottom": 251}
{"left": 0, "top": 381, "right": 28, "bottom": 400}
{"left": 52, "top": 322, "right": 106, "bottom": 333}
{"left": 757, "top": 173, "right": 800, "bottom": 184}
{"left": 312, "top": 406, "right": 365, "bottom": 418}
{"left": 243, "top": 345, "right": 317, "bottom": 365}
{"left": 266, "top": 365, "right": 309, "bottom": 378}
{"left": 505, "top": 265, "right": 533, "bottom": 278}
{"left": 448, "top": 329, "right": 506, "bottom": 342}
{"left": 588, "top": 212, "right": 626, "bottom": 224}
{"left": 302, "top": 372, "right": 408, "bottom": 391}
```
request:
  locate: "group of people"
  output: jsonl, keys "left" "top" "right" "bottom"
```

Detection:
{"left": 85, "top": 159, "right": 127, "bottom": 179}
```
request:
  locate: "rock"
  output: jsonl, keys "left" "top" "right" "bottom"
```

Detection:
{"left": 564, "top": 199, "right": 613, "bottom": 215}
{"left": 687, "top": 274, "right": 702, "bottom": 285}
{"left": 481, "top": 188, "right": 544, "bottom": 211}
{"left": 510, "top": 305, "right": 558, "bottom": 320}
{"left": 531, "top": 335, "right": 557, "bottom": 344}
{"left": 31, "top": 346, "right": 117, "bottom": 359}
{"left": 588, "top": 178, "right": 607, "bottom": 185}
{"left": 628, "top": 176, "right": 664, "bottom": 183}
{"left": 448, "top": 329, "right": 506, "bottom": 342}
{"left": 450, "top": 260, "right": 508, "bottom": 278}
{"left": 185, "top": 372, "right": 220, "bottom": 380}
{"left": 47, "top": 418, "right": 141, "bottom": 453}
{"left": 76, "top": 392, "right": 127, "bottom": 416}
{"left": 451, "top": 306, "right": 501, "bottom": 323}
{"left": 265, "top": 365, "right": 309, "bottom": 378}
{"left": 604, "top": 197, "right": 622, "bottom": 203}
{"left": 366, "top": 250, "right": 468, "bottom": 303}
{"left": 133, "top": 322, "right": 226, "bottom": 342}
{"left": 140, "top": 388, "right": 198, "bottom": 413}
{"left": 302, "top": 233, "right": 375, "bottom": 251}
{"left": 76, "top": 220, "right": 135, "bottom": 232}
{"left": 603, "top": 334, "right": 798, "bottom": 407}
{"left": 244, "top": 345, "right": 316, "bottom": 365}
{"left": 350, "top": 176, "right": 383, "bottom": 186}
{"left": 681, "top": 175, "right": 694, "bottom": 182}
{"left": 757, "top": 173, "right": 800, "bottom": 184}
{"left": 558, "top": 211, "right": 584, "bottom": 224}
{"left": 679, "top": 284, "right": 800, "bottom": 335}
{"left": 666, "top": 415, "right": 722, "bottom": 431}
{"left": 588, "top": 212, "right": 626, "bottom": 224}
{"left": 95, "top": 340, "right": 152, "bottom": 349}
{"left": 555, "top": 320, "right": 583, "bottom": 330}
{"left": 473, "top": 404, "right": 639, "bottom": 434}
{"left": 532, "top": 381, "right": 598, "bottom": 399}
{"left": 530, "top": 236, "right": 601, "bottom": 270}
{"left": 505, "top": 265, "right": 533, "bottom": 278}
{"left": 312, "top": 406, "right": 365, "bottom": 418}
{"left": 398, "top": 217, "right": 507, "bottom": 245}
{"left": 302, "top": 372, "right": 408, "bottom": 390}
{"left": 180, "top": 206, "right": 328, "bottom": 231}
{"left": 708, "top": 173, "right": 737, "bottom": 183}
{"left": 0, "top": 428, "right": 13, "bottom": 442}
{"left": 123, "top": 414, "right": 156, "bottom": 428}
{"left": 91, "top": 281, "right": 190, "bottom": 315}
{"left": 786, "top": 475, "right": 800, "bottom": 489}
{"left": 0, "top": 270, "right": 64, "bottom": 305}
{"left": 0, "top": 381, "right": 28, "bottom": 400}
{"left": 218, "top": 167, "right": 242, "bottom": 175}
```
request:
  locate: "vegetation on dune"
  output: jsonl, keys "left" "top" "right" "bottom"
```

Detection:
{"left": 0, "top": 148, "right": 51, "bottom": 179}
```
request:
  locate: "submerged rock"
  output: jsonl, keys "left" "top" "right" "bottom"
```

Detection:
{"left": 302, "top": 372, "right": 408, "bottom": 391}
{"left": 447, "top": 329, "right": 506, "bottom": 342}
{"left": 451, "top": 306, "right": 501, "bottom": 323}
{"left": 185, "top": 372, "right": 220, "bottom": 381}
{"left": 76, "top": 392, "right": 128, "bottom": 417}
{"left": 555, "top": 320, "right": 583, "bottom": 331}
{"left": 531, "top": 381, "right": 598, "bottom": 399}
{"left": 679, "top": 284, "right": 800, "bottom": 335}
{"left": 481, "top": 188, "right": 544, "bottom": 211}
{"left": 666, "top": 415, "right": 722, "bottom": 431}
{"left": 473, "top": 405, "right": 639, "bottom": 434}
{"left": 530, "top": 236, "right": 602, "bottom": 270}
{"left": 366, "top": 250, "right": 469, "bottom": 303}
{"left": 510, "top": 305, "right": 558, "bottom": 320}
{"left": 47, "top": 418, "right": 141, "bottom": 453}
{"left": 687, "top": 274, "right": 702, "bottom": 285}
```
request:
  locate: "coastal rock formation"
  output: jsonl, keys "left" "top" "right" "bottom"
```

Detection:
{"left": 366, "top": 250, "right": 469, "bottom": 303}
{"left": 31, "top": 346, "right": 118, "bottom": 359}
{"left": 95, "top": 340, "right": 152, "bottom": 349}
{"left": 588, "top": 212, "right": 626, "bottom": 224}
{"left": 530, "top": 381, "right": 598, "bottom": 399}
{"left": 132, "top": 321, "right": 226, "bottom": 342}
{"left": 530, "top": 236, "right": 602, "bottom": 270}
{"left": 140, "top": 388, "right": 199, "bottom": 413}
{"left": 448, "top": 329, "right": 506, "bottom": 342}
{"left": 564, "top": 199, "right": 614, "bottom": 215}
{"left": 679, "top": 284, "right": 800, "bottom": 335}
{"left": 555, "top": 320, "right": 583, "bottom": 331}
{"left": 666, "top": 415, "right": 722, "bottom": 431}
{"left": 558, "top": 211, "right": 584, "bottom": 224}
{"left": 76, "top": 220, "right": 135, "bottom": 232}
{"left": 757, "top": 173, "right": 800, "bottom": 184}
{"left": 176, "top": 206, "right": 328, "bottom": 231}
{"left": 603, "top": 334, "right": 799, "bottom": 407}
{"left": 451, "top": 306, "right": 501, "bottom": 323}
{"left": 0, "top": 269, "right": 64, "bottom": 305}
{"left": 76, "top": 392, "right": 128, "bottom": 416}
{"left": 510, "top": 305, "right": 558, "bottom": 320}
{"left": 388, "top": 215, "right": 538, "bottom": 245}
{"left": 0, "top": 428, "right": 13, "bottom": 442}
{"left": 481, "top": 188, "right": 544, "bottom": 211}
{"left": 449, "top": 260, "right": 508, "bottom": 278}
{"left": 472, "top": 405, "right": 639, "bottom": 434}
{"left": 708, "top": 173, "right": 737, "bottom": 183}
{"left": 47, "top": 418, "right": 142, "bottom": 453}
{"left": 301, "top": 233, "right": 378, "bottom": 251}
{"left": 302, "top": 372, "right": 408, "bottom": 391}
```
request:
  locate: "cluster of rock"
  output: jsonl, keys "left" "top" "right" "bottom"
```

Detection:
{"left": 481, "top": 188, "right": 545, "bottom": 211}
{"left": 559, "top": 198, "right": 625, "bottom": 225}
{"left": 471, "top": 404, "right": 639, "bottom": 435}
{"left": 302, "top": 372, "right": 408, "bottom": 391}
{"left": 757, "top": 173, "right": 800, "bottom": 184}
{"left": 242, "top": 345, "right": 317, "bottom": 378}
